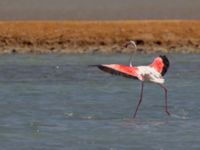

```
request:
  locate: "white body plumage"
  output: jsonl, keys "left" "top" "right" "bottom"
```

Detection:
{"left": 137, "top": 66, "right": 165, "bottom": 84}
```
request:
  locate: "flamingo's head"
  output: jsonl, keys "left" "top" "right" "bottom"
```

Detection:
{"left": 123, "top": 40, "right": 137, "bottom": 49}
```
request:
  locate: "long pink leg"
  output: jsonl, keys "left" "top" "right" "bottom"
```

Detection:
{"left": 133, "top": 82, "right": 144, "bottom": 118}
{"left": 159, "top": 84, "right": 170, "bottom": 116}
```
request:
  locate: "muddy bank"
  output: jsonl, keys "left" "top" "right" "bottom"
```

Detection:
{"left": 0, "top": 20, "right": 200, "bottom": 54}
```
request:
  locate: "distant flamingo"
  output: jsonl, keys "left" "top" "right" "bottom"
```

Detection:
{"left": 92, "top": 41, "right": 170, "bottom": 118}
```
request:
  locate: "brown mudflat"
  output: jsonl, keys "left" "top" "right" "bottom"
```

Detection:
{"left": 0, "top": 20, "right": 200, "bottom": 54}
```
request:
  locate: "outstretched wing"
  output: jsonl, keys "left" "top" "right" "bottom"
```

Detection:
{"left": 149, "top": 55, "right": 170, "bottom": 76}
{"left": 92, "top": 64, "right": 141, "bottom": 80}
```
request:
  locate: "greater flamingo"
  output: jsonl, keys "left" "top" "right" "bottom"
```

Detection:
{"left": 92, "top": 41, "right": 170, "bottom": 118}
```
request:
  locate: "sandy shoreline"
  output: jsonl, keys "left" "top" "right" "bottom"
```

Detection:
{"left": 0, "top": 20, "right": 200, "bottom": 54}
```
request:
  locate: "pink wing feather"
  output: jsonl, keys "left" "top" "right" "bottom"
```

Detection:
{"left": 149, "top": 55, "right": 170, "bottom": 76}
{"left": 95, "top": 64, "right": 142, "bottom": 80}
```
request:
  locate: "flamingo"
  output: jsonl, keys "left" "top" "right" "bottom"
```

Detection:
{"left": 92, "top": 41, "right": 170, "bottom": 118}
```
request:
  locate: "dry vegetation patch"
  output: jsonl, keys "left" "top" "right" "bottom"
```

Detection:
{"left": 0, "top": 20, "right": 200, "bottom": 53}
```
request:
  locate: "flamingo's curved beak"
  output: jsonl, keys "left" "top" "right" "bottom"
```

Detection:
{"left": 123, "top": 41, "right": 130, "bottom": 48}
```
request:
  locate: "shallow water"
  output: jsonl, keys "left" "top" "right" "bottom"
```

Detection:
{"left": 0, "top": 0, "right": 200, "bottom": 20}
{"left": 0, "top": 54, "right": 199, "bottom": 150}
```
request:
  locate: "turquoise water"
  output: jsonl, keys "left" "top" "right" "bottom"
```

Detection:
{"left": 0, "top": 54, "right": 199, "bottom": 150}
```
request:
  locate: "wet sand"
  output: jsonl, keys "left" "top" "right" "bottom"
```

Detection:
{"left": 0, "top": 20, "right": 200, "bottom": 54}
